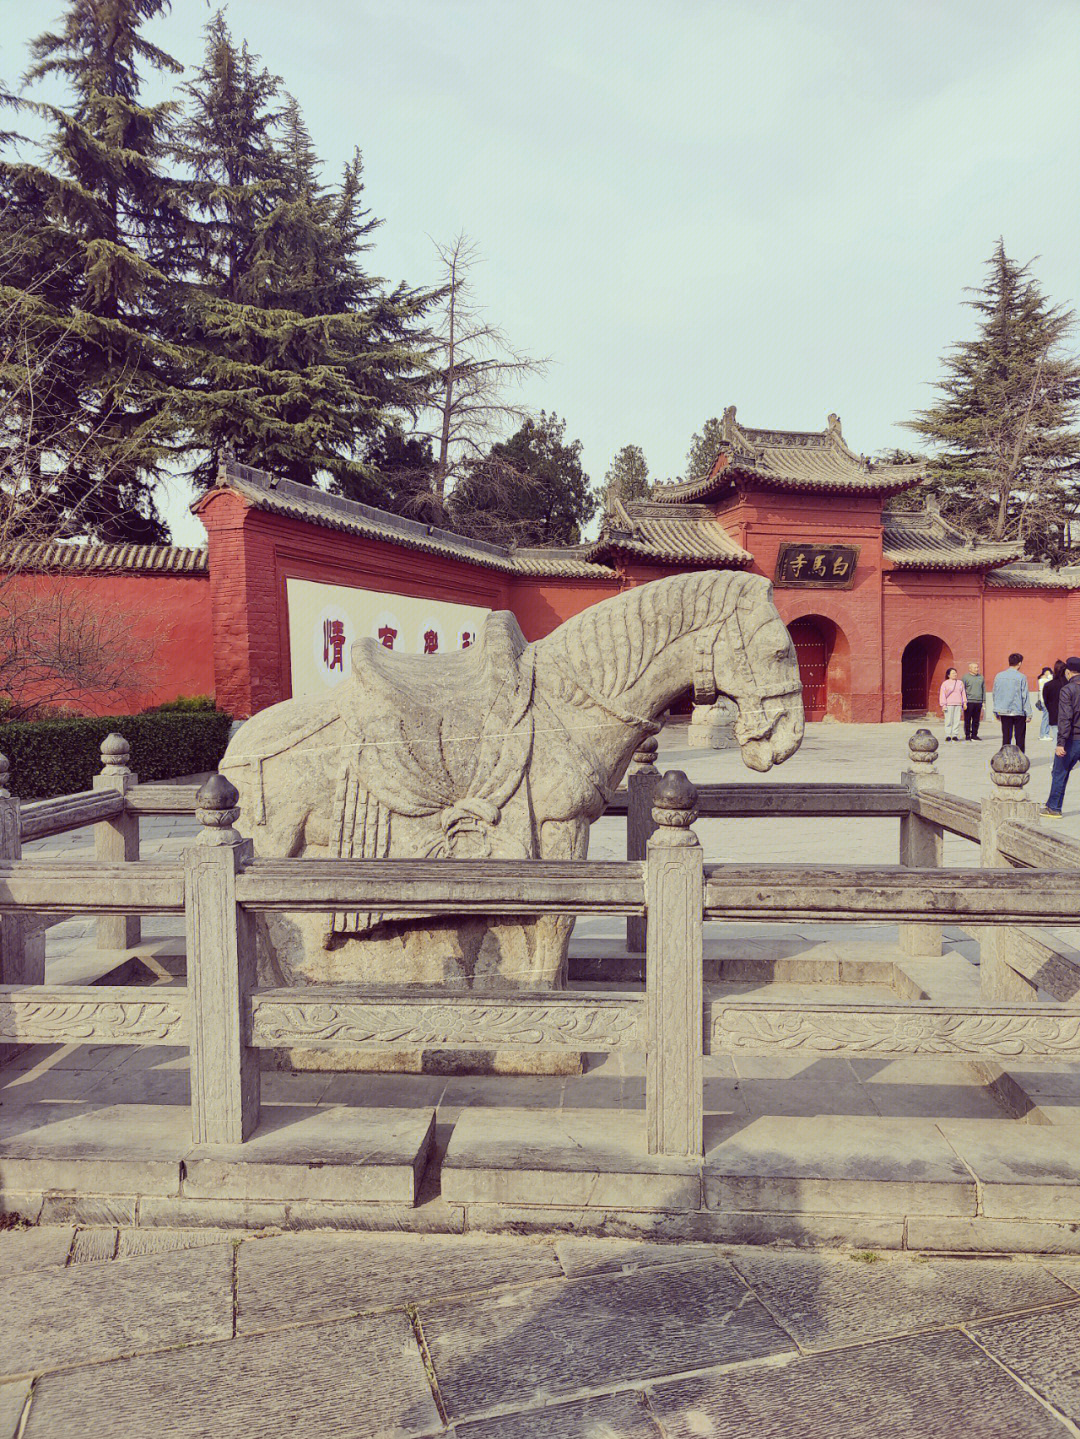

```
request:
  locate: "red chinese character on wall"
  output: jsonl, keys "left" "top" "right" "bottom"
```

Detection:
{"left": 461, "top": 631, "right": 473, "bottom": 649}
{"left": 322, "top": 618, "right": 346, "bottom": 671}
{"left": 378, "top": 625, "right": 397, "bottom": 650}
{"left": 423, "top": 629, "right": 439, "bottom": 654}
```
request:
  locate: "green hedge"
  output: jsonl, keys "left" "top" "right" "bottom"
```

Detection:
{"left": 0, "top": 711, "right": 234, "bottom": 800}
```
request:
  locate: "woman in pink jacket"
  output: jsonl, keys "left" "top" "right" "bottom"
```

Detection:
{"left": 939, "top": 667, "right": 967, "bottom": 742}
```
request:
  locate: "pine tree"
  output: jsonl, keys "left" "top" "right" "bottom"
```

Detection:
{"left": 0, "top": 0, "right": 189, "bottom": 541}
{"left": 451, "top": 412, "right": 596, "bottom": 547}
{"left": 603, "top": 444, "right": 650, "bottom": 509}
{"left": 684, "top": 417, "right": 725, "bottom": 486}
{"left": 177, "top": 16, "right": 436, "bottom": 493}
{"left": 906, "top": 241, "right": 1080, "bottom": 560}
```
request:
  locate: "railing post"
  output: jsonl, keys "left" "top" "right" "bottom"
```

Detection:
{"left": 93, "top": 733, "right": 140, "bottom": 950}
{"left": 978, "top": 746, "right": 1039, "bottom": 1002}
{"left": 0, "top": 753, "right": 43, "bottom": 990}
{"left": 186, "top": 774, "right": 258, "bottom": 1145}
{"left": 899, "top": 729, "right": 943, "bottom": 957}
{"left": 646, "top": 769, "right": 703, "bottom": 1158}
{"left": 626, "top": 735, "right": 659, "bottom": 954}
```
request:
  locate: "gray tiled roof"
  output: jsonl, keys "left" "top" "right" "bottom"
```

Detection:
{"left": 589, "top": 499, "right": 752, "bottom": 567}
{"left": 986, "top": 562, "right": 1080, "bottom": 589}
{"left": 652, "top": 406, "right": 924, "bottom": 503}
{"left": 882, "top": 511, "right": 1021, "bottom": 570}
{"left": 0, "top": 540, "right": 208, "bottom": 574}
{"left": 207, "top": 459, "right": 616, "bottom": 579}
{"left": 506, "top": 547, "right": 614, "bottom": 578}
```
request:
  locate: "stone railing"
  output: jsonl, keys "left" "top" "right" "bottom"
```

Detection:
{"left": 0, "top": 736, "right": 203, "bottom": 977}
{"left": 613, "top": 729, "right": 1080, "bottom": 1002}
{"left": 0, "top": 734, "right": 1078, "bottom": 1168}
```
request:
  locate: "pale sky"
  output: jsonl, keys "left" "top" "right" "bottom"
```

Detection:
{"left": 4, "top": 0, "right": 1080, "bottom": 545}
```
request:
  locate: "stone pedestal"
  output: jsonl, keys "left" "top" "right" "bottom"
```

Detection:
{"left": 687, "top": 702, "right": 737, "bottom": 750}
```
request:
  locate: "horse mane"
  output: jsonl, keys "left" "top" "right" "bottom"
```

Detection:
{"left": 540, "top": 569, "right": 760, "bottom": 702}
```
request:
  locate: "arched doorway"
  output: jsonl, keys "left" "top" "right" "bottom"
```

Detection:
{"left": 787, "top": 615, "right": 852, "bottom": 722}
{"left": 789, "top": 617, "right": 829, "bottom": 720}
{"left": 901, "top": 635, "right": 954, "bottom": 717}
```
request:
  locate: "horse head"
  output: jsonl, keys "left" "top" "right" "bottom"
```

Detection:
{"left": 695, "top": 572, "right": 804, "bottom": 772}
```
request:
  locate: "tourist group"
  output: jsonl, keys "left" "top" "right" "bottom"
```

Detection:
{"left": 938, "top": 654, "right": 1080, "bottom": 816}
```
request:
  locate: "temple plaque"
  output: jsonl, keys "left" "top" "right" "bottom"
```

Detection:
{"left": 774, "top": 543, "right": 859, "bottom": 589}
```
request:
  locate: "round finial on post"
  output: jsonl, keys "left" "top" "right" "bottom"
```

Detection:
{"left": 0, "top": 752, "right": 10, "bottom": 799}
{"left": 630, "top": 734, "right": 659, "bottom": 775}
{"left": 990, "top": 744, "right": 1030, "bottom": 791}
{"left": 195, "top": 772, "right": 242, "bottom": 846}
{"left": 100, "top": 732, "right": 131, "bottom": 774}
{"left": 651, "top": 769, "right": 699, "bottom": 846}
{"left": 908, "top": 729, "right": 939, "bottom": 770}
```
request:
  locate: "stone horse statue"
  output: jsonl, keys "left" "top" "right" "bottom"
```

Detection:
{"left": 221, "top": 570, "right": 803, "bottom": 996}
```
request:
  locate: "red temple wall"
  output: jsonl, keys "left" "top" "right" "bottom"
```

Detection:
{"left": 21, "top": 489, "right": 1076, "bottom": 725}
{"left": 880, "top": 571, "right": 985, "bottom": 722}
{"left": 199, "top": 492, "right": 513, "bottom": 716}
{"left": 506, "top": 576, "right": 619, "bottom": 641}
{"left": 0, "top": 568, "right": 214, "bottom": 715}
{"left": 983, "top": 587, "right": 1080, "bottom": 688}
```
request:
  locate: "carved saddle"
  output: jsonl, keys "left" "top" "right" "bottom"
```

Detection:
{"left": 327, "top": 611, "right": 537, "bottom": 940}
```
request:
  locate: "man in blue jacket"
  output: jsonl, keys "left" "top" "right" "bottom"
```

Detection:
{"left": 991, "top": 652, "right": 1031, "bottom": 753}
{"left": 1043, "top": 658, "right": 1080, "bottom": 818}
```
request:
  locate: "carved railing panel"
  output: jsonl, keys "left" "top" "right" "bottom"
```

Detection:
{"left": 0, "top": 985, "right": 188, "bottom": 1044}
{"left": 708, "top": 1000, "right": 1080, "bottom": 1060}
{"left": 249, "top": 988, "right": 644, "bottom": 1051}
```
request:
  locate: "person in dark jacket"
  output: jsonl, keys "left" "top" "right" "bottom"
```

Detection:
{"left": 1042, "top": 659, "right": 1067, "bottom": 747}
{"left": 962, "top": 662, "right": 985, "bottom": 740}
{"left": 1043, "top": 658, "right": 1080, "bottom": 817}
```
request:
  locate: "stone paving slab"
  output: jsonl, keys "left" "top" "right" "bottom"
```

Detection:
{"left": 0, "top": 1103, "right": 187, "bottom": 1196}
{"left": 236, "top": 1231, "right": 562, "bottom": 1333}
{"left": 68, "top": 1226, "right": 118, "bottom": 1263}
{"left": 940, "top": 1121, "right": 1080, "bottom": 1219}
{"left": 0, "top": 1063, "right": 105, "bottom": 1106}
{"left": 21, "top": 1311, "right": 441, "bottom": 1439}
{"left": 116, "top": 1226, "right": 234, "bottom": 1259}
{"left": 1050, "top": 1264, "right": 1080, "bottom": 1297}
{"left": 442, "top": 1109, "right": 701, "bottom": 1210}
{"left": 728, "top": 1249, "right": 1076, "bottom": 1351}
{"left": 702, "top": 1115, "right": 976, "bottom": 1215}
{"left": 0, "top": 1380, "right": 30, "bottom": 1439}
{"left": 39, "top": 1193, "right": 137, "bottom": 1227}
{"left": 466, "top": 1203, "right": 908, "bottom": 1250}
{"left": 0, "top": 1242, "right": 233, "bottom": 1378}
{"left": 453, "top": 1389, "right": 663, "bottom": 1438}
{"left": 554, "top": 1237, "right": 727, "bottom": 1278}
{"left": 181, "top": 1104, "right": 436, "bottom": 1204}
{"left": 905, "top": 1216, "right": 1080, "bottom": 1255}
{"left": 0, "top": 1225, "right": 73, "bottom": 1273}
{"left": 973, "top": 1305, "right": 1080, "bottom": 1426}
{"left": 647, "top": 1328, "right": 1069, "bottom": 1438}
{"left": 419, "top": 1258, "right": 794, "bottom": 1420}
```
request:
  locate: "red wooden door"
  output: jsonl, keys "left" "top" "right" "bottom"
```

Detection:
{"left": 901, "top": 642, "right": 928, "bottom": 714}
{"left": 788, "top": 618, "right": 827, "bottom": 721}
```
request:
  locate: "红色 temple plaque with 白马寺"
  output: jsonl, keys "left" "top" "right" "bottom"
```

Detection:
{"left": 774, "top": 543, "right": 859, "bottom": 588}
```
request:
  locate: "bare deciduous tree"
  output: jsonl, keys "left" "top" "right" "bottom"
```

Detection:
{"left": 422, "top": 233, "right": 548, "bottom": 498}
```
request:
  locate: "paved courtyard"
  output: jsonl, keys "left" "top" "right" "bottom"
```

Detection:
{"left": 3, "top": 720, "right": 1080, "bottom": 1435}
{"left": 1, "top": 1225, "right": 1080, "bottom": 1436}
